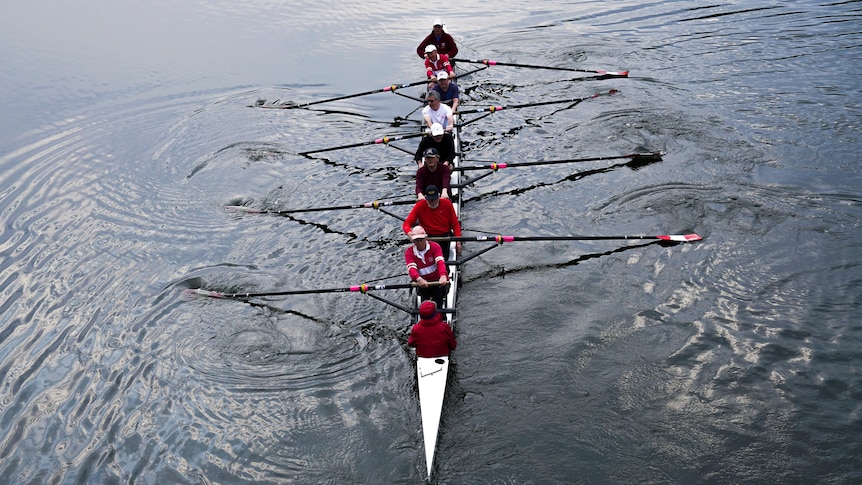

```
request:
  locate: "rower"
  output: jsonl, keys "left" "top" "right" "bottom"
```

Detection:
{"left": 415, "top": 148, "right": 452, "bottom": 200}
{"left": 431, "top": 71, "right": 459, "bottom": 112}
{"left": 408, "top": 301, "right": 457, "bottom": 357}
{"left": 416, "top": 19, "right": 459, "bottom": 60}
{"left": 423, "top": 44, "right": 455, "bottom": 89}
{"left": 414, "top": 122, "right": 456, "bottom": 168}
{"left": 405, "top": 226, "right": 449, "bottom": 308}
{"left": 422, "top": 91, "right": 454, "bottom": 134}
{"left": 403, "top": 185, "right": 462, "bottom": 264}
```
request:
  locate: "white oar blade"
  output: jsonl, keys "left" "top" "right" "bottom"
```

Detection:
{"left": 183, "top": 288, "right": 226, "bottom": 298}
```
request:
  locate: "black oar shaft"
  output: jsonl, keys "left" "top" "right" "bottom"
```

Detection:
{"left": 452, "top": 152, "right": 663, "bottom": 172}
{"left": 266, "top": 79, "right": 429, "bottom": 109}
{"left": 451, "top": 58, "right": 628, "bottom": 76}
{"left": 190, "top": 281, "right": 444, "bottom": 299}
{"left": 429, "top": 234, "right": 702, "bottom": 243}
{"left": 227, "top": 199, "right": 415, "bottom": 215}
{"left": 456, "top": 89, "right": 618, "bottom": 115}
{"left": 299, "top": 132, "right": 425, "bottom": 155}
{"left": 431, "top": 235, "right": 658, "bottom": 242}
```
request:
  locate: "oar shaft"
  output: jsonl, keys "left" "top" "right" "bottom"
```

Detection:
{"left": 226, "top": 199, "right": 415, "bottom": 215}
{"left": 452, "top": 58, "right": 628, "bottom": 76}
{"left": 299, "top": 132, "right": 425, "bottom": 156}
{"left": 456, "top": 89, "right": 618, "bottom": 115}
{"left": 188, "top": 281, "right": 443, "bottom": 299}
{"left": 429, "top": 234, "right": 702, "bottom": 243}
{"left": 263, "top": 79, "right": 429, "bottom": 109}
{"left": 452, "top": 152, "right": 663, "bottom": 171}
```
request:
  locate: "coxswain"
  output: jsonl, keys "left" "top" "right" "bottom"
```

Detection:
{"left": 416, "top": 19, "right": 459, "bottom": 59}
{"left": 408, "top": 300, "right": 457, "bottom": 358}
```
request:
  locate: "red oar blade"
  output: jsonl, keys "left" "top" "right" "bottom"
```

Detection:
{"left": 596, "top": 70, "right": 629, "bottom": 77}
{"left": 657, "top": 234, "right": 702, "bottom": 242}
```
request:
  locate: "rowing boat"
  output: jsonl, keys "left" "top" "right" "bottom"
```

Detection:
{"left": 415, "top": 108, "right": 461, "bottom": 481}
{"left": 191, "top": 55, "right": 704, "bottom": 481}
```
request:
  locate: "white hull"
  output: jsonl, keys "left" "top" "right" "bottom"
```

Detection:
{"left": 417, "top": 355, "right": 449, "bottom": 478}
{"left": 416, "top": 112, "right": 461, "bottom": 480}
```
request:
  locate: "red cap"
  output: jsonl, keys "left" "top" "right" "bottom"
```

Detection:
{"left": 419, "top": 301, "right": 437, "bottom": 317}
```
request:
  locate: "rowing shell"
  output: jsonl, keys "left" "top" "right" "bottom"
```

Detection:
{"left": 416, "top": 109, "right": 462, "bottom": 480}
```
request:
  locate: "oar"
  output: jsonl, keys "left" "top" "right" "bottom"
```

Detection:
{"left": 299, "top": 132, "right": 426, "bottom": 156}
{"left": 452, "top": 58, "right": 628, "bottom": 77}
{"left": 185, "top": 281, "right": 443, "bottom": 300}
{"left": 452, "top": 152, "right": 664, "bottom": 172}
{"left": 455, "top": 89, "right": 619, "bottom": 115}
{"left": 429, "top": 233, "right": 703, "bottom": 243}
{"left": 255, "top": 79, "right": 430, "bottom": 109}
{"left": 225, "top": 199, "right": 416, "bottom": 215}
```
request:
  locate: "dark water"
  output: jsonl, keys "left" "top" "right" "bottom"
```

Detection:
{"left": 1, "top": 0, "right": 860, "bottom": 483}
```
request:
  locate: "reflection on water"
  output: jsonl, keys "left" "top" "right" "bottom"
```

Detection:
{"left": 0, "top": 0, "right": 860, "bottom": 482}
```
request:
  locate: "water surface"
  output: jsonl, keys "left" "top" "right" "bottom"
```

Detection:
{"left": 0, "top": 0, "right": 860, "bottom": 482}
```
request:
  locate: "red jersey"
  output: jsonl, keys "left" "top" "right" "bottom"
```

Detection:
{"left": 408, "top": 313, "right": 457, "bottom": 358}
{"left": 425, "top": 54, "right": 454, "bottom": 78}
{"left": 405, "top": 241, "right": 447, "bottom": 281}
{"left": 402, "top": 199, "right": 462, "bottom": 237}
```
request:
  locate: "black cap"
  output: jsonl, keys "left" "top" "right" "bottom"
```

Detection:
{"left": 424, "top": 185, "right": 440, "bottom": 200}
{"left": 423, "top": 147, "right": 439, "bottom": 158}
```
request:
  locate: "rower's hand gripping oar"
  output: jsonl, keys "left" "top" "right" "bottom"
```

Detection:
{"left": 451, "top": 58, "right": 628, "bottom": 77}
{"left": 185, "top": 281, "right": 445, "bottom": 300}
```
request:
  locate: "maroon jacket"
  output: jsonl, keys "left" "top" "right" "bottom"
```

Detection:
{"left": 415, "top": 163, "right": 452, "bottom": 196}
{"left": 408, "top": 314, "right": 456, "bottom": 358}
{"left": 416, "top": 32, "right": 459, "bottom": 59}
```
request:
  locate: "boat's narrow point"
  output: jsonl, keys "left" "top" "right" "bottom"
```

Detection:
{"left": 417, "top": 356, "right": 450, "bottom": 478}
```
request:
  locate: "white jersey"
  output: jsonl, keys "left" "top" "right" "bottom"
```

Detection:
{"left": 422, "top": 103, "right": 453, "bottom": 130}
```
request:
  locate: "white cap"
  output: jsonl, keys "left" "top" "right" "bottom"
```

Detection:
{"left": 430, "top": 123, "right": 444, "bottom": 136}
{"left": 433, "top": 19, "right": 444, "bottom": 27}
{"left": 409, "top": 226, "right": 428, "bottom": 241}
{"left": 436, "top": 71, "right": 449, "bottom": 80}
{"left": 425, "top": 44, "right": 437, "bottom": 54}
